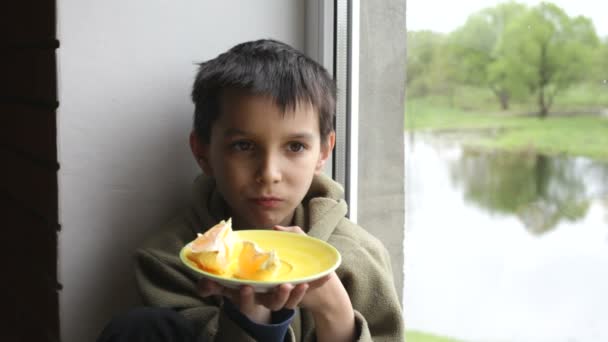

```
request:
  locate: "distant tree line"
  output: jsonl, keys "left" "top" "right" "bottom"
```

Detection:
{"left": 407, "top": 1, "right": 608, "bottom": 117}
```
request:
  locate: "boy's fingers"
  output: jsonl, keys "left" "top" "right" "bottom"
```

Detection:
{"left": 198, "top": 279, "right": 244, "bottom": 304}
{"left": 238, "top": 286, "right": 257, "bottom": 311}
{"left": 197, "top": 279, "right": 223, "bottom": 297}
{"left": 273, "top": 225, "right": 306, "bottom": 235}
{"left": 224, "top": 287, "right": 241, "bottom": 302}
{"left": 283, "top": 283, "right": 308, "bottom": 309}
{"left": 309, "top": 273, "right": 332, "bottom": 290}
{"left": 267, "top": 283, "right": 293, "bottom": 311}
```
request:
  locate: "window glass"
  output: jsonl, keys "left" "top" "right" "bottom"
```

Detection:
{"left": 405, "top": 1, "right": 608, "bottom": 341}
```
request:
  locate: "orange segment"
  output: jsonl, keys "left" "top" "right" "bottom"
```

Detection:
{"left": 185, "top": 219, "right": 283, "bottom": 280}
{"left": 187, "top": 219, "right": 239, "bottom": 275}
{"left": 235, "top": 240, "right": 280, "bottom": 281}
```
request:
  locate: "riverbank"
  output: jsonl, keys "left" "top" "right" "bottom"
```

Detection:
{"left": 406, "top": 330, "right": 466, "bottom": 342}
{"left": 405, "top": 98, "right": 608, "bottom": 161}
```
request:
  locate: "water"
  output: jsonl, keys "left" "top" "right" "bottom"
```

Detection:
{"left": 404, "top": 133, "right": 608, "bottom": 342}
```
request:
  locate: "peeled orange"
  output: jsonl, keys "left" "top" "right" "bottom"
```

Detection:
{"left": 187, "top": 219, "right": 239, "bottom": 275}
{"left": 235, "top": 240, "right": 280, "bottom": 281}
{"left": 186, "top": 219, "right": 282, "bottom": 280}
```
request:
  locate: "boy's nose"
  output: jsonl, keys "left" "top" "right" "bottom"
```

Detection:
{"left": 255, "top": 153, "right": 282, "bottom": 185}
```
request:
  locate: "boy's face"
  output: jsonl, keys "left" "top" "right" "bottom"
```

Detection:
{"left": 191, "top": 91, "right": 335, "bottom": 229}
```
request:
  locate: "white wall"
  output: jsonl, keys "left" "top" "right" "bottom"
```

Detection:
{"left": 58, "top": 1, "right": 304, "bottom": 341}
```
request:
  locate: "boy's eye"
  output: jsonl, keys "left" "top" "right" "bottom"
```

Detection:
{"left": 287, "top": 142, "right": 305, "bottom": 152}
{"left": 232, "top": 141, "right": 254, "bottom": 151}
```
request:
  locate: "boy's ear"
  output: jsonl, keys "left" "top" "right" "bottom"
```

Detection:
{"left": 315, "top": 131, "right": 336, "bottom": 174}
{"left": 189, "top": 131, "right": 213, "bottom": 175}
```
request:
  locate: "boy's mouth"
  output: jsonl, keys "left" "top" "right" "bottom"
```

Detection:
{"left": 251, "top": 196, "right": 283, "bottom": 208}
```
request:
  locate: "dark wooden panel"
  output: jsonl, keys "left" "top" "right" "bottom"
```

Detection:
{"left": 1, "top": 147, "right": 58, "bottom": 228}
{"left": 0, "top": 49, "right": 57, "bottom": 104}
{"left": 0, "top": 104, "right": 57, "bottom": 162}
{"left": 0, "top": 1, "right": 59, "bottom": 341}
{"left": 0, "top": 0, "right": 56, "bottom": 44}
{"left": 3, "top": 195, "right": 59, "bottom": 342}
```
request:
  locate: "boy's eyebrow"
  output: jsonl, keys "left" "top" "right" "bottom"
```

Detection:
{"left": 223, "top": 128, "right": 249, "bottom": 137}
{"left": 286, "top": 133, "right": 315, "bottom": 140}
{"left": 223, "top": 128, "right": 315, "bottom": 141}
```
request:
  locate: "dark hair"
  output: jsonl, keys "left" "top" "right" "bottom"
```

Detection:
{"left": 191, "top": 39, "right": 336, "bottom": 143}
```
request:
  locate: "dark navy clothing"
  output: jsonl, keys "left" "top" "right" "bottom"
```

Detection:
{"left": 96, "top": 307, "right": 196, "bottom": 342}
{"left": 222, "top": 297, "right": 295, "bottom": 341}
{"left": 97, "top": 300, "right": 294, "bottom": 342}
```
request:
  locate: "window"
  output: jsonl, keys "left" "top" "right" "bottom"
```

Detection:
{"left": 405, "top": 1, "right": 608, "bottom": 341}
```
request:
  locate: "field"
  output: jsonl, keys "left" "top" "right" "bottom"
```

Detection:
{"left": 406, "top": 330, "right": 467, "bottom": 342}
{"left": 405, "top": 85, "right": 608, "bottom": 161}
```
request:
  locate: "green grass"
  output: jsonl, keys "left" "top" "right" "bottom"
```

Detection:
{"left": 405, "top": 96, "right": 523, "bottom": 131}
{"left": 405, "top": 97, "right": 608, "bottom": 161}
{"left": 554, "top": 82, "right": 608, "bottom": 109}
{"left": 409, "top": 83, "right": 608, "bottom": 113}
{"left": 406, "top": 330, "right": 468, "bottom": 342}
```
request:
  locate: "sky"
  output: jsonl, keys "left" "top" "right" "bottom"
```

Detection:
{"left": 407, "top": 0, "right": 608, "bottom": 37}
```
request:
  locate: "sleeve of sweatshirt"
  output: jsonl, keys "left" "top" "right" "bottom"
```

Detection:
{"left": 223, "top": 297, "right": 295, "bottom": 341}
{"left": 333, "top": 231, "right": 405, "bottom": 342}
{"left": 135, "top": 247, "right": 274, "bottom": 342}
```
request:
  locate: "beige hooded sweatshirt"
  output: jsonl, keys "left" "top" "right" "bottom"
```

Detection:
{"left": 134, "top": 173, "right": 404, "bottom": 341}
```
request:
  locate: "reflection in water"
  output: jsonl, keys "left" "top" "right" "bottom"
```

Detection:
{"left": 404, "top": 133, "right": 608, "bottom": 342}
{"left": 447, "top": 149, "right": 606, "bottom": 235}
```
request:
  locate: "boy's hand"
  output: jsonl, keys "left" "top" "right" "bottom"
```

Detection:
{"left": 273, "top": 226, "right": 346, "bottom": 309}
{"left": 197, "top": 278, "right": 309, "bottom": 324}
{"left": 272, "top": 225, "right": 334, "bottom": 308}
{"left": 273, "top": 225, "right": 355, "bottom": 342}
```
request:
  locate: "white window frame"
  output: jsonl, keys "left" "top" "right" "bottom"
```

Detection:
{"left": 306, "top": 0, "right": 359, "bottom": 222}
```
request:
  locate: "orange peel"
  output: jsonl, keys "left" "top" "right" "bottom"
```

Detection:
{"left": 186, "top": 219, "right": 239, "bottom": 275}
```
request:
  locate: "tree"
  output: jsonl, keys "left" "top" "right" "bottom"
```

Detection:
{"left": 406, "top": 30, "right": 456, "bottom": 98}
{"left": 595, "top": 38, "right": 608, "bottom": 81}
{"left": 447, "top": 1, "right": 527, "bottom": 110}
{"left": 499, "top": 3, "right": 600, "bottom": 117}
{"left": 406, "top": 30, "right": 440, "bottom": 96}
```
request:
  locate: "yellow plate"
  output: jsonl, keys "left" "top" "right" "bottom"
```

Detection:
{"left": 180, "top": 230, "right": 341, "bottom": 293}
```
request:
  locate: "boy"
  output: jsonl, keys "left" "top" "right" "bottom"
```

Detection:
{"left": 98, "top": 39, "right": 403, "bottom": 342}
